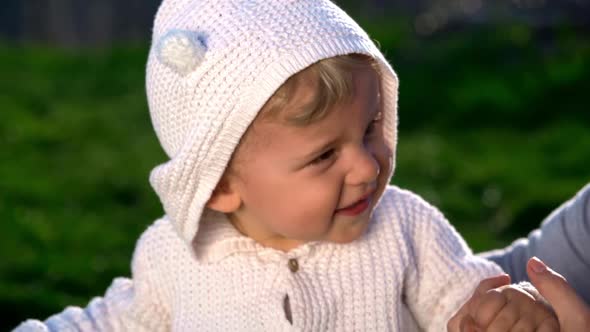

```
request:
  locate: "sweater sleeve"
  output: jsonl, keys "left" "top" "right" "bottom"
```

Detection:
{"left": 13, "top": 222, "right": 171, "bottom": 332}
{"left": 399, "top": 191, "right": 504, "bottom": 331}
{"left": 480, "top": 183, "right": 590, "bottom": 305}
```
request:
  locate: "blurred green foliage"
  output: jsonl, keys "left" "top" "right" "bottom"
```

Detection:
{"left": 1, "top": 19, "right": 589, "bottom": 329}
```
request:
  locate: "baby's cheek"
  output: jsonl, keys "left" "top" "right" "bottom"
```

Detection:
{"left": 295, "top": 191, "right": 336, "bottom": 224}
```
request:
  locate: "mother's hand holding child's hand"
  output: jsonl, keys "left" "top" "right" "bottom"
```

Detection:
{"left": 450, "top": 256, "right": 590, "bottom": 331}
{"left": 448, "top": 268, "right": 559, "bottom": 331}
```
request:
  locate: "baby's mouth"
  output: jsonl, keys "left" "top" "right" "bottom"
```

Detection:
{"left": 335, "top": 193, "right": 373, "bottom": 216}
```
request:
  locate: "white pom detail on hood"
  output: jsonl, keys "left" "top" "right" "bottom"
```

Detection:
{"left": 156, "top": 30, "right": 207, "bottom": 76}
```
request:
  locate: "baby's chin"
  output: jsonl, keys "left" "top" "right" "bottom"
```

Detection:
{"left": 328, "top": 217, "right": 373, "bottom": 244}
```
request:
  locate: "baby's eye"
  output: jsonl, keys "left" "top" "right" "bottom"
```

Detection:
{"left": 310, "top": 149, "right": 335, "bottom": 166}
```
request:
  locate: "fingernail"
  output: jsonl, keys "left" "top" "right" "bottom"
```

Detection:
{"left": 530, "top": 256, "right": 547, "bottom": 274}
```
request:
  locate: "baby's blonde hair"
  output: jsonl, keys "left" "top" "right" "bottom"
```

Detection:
{"left": 260, "top": 53, "right": 380, "bottom": 125}
{"left": 229, "top": 54, "right": 380, "bottom": 170}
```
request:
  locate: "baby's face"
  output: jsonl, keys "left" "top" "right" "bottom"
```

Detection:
{"left": 227, "top": 66, "right": 392, "bottom": 251}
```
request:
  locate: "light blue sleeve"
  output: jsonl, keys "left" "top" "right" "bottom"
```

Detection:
{"left": 479, "top": 183, "right": 590, "bottom": 305}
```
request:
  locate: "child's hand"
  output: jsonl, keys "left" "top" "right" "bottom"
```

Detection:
{"left": 448, "top": 274, "right": 559, "bottom": 332}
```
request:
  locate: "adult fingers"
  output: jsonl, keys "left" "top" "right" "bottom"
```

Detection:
{"left": 527, "top": 256, "right": 590, "bottom": 331}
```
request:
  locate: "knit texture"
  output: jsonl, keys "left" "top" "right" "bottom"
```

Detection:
{"left": 15, "top": 186, "right": 503, "bottom": 331}
{"left": 145, "top": 0, "right": 399, "bottom": 244}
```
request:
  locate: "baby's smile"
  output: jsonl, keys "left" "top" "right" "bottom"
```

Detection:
{"left": 335, "top": 191, "right": 375, "bottom": 216}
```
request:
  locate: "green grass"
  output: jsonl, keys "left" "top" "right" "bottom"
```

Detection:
{"left": 0, "top": 45, "right": 166, "bottom": 326}
{"left": 395, "top": 124, "right": 590, "bottom": 247}
{"left": 1, "top": 22, "right": 589, "bottom": 329}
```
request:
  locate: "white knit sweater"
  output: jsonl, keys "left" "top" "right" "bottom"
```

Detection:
{"left": 16, "top": 186, "right": 502, "bottom": 331}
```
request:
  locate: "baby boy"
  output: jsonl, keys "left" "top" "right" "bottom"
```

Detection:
{"left": 16, "top": 0, "right": 557, "bottom": 331}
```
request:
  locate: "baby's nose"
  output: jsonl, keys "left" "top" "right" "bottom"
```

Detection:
{"left": 345, "top": 148, "right": 380, "bottom": 186}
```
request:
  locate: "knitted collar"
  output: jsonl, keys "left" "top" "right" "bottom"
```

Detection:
{"left": 192, "top": 209, "right": 321, "bottom": 264}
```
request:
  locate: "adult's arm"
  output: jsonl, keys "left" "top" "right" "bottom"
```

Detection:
{"left": 479, "top": 183, "right": 590, "bottom": 305}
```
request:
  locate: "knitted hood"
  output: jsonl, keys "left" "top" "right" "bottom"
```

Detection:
{"left": 146, "top": 0, "right": 399, "bottom": 245}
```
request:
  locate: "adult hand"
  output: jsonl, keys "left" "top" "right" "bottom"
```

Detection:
{"left": 447, "top": 273, "right": 558, "bottom": 332}
{"left": 527, "top": 256, "right": 590, "bottom": 331}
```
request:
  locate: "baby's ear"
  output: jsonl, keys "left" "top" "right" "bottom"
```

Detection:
{"left": 206, "top": 176, "right": 242, "bottom": 213}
